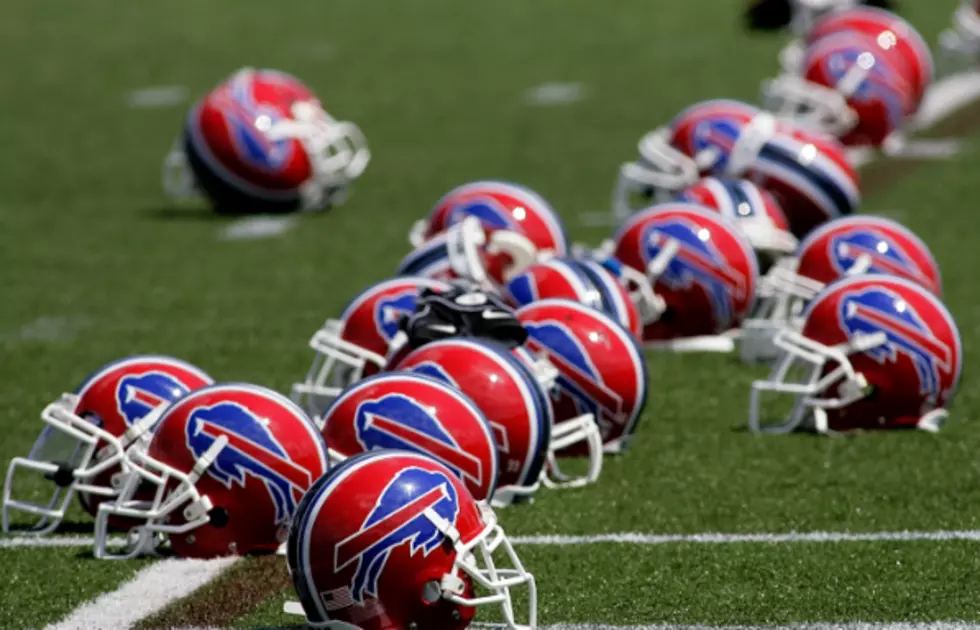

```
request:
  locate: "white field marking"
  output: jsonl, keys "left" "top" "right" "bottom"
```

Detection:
{"left": 126, "top": 85, "right": 189, "bottom": 109}
{"left": 526, "top": 82, "right": 587, "bottom": 106}
{"left": 174, "top": 626, "right": 980, "bottom": 630}
{"left": 505, "top": 624, "right": 980, "bottom": 630}
{"left": 886, "top": 138, "right": 964, "bottom": 160}
{"left": 217, "top": 215, "right": 296, "bottom": 241}
{"left": 2, "top": 316, "right": 92, "bottom": 344}
{"left": 911, "top": 70, "right": 980, "bottom": 131}
{"left": 510, "top": 529, "right": 980, "bottom": 545}
{"left": 0, "top": 535, "right": 123, "bottom": 549}
{"left": 10, "top": 529, "right": 980, "bottom": 550}
{"left": 43, "top": 556, "right": 238, "bottom": 630}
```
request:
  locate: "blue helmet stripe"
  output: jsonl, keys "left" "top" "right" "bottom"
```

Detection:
{"left": 757, "top": 143, "right": 854, "bottom": 219}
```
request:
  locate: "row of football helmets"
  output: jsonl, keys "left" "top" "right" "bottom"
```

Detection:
{"left": 3, "top": 3, "right": 974, "bottom": 629}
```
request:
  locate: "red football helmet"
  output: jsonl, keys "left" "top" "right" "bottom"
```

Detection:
{"left": 614, "top": 99, "right": 860, "bottom": 236}
{"left": 388, "top": 338, "right": 560, "bottom": 506}
{"left": 396, "top": 217, "right": 541, "bottom": 289}
{"left": 613, "top": 99, "right": 770, "bottom": 219}
{"left": 3, "top": 355, "right": 213, "bottom": 535}
{"left": 411, "top": 180, "right": 568, "bottom": 256}
{"left": 319, "top": 372, "right": 498, "bottom": 501}
{"left": 805, "top": 7, "right": 932, "bottom": 108}
{"left": 765, "top": 30, "right": 917, "bottom": 147}
{"left": 94, "top": 383, "right": 328, "bottom": 559}
{"left": 748, "top": 124, "right": 860, "bottom": 237}
{"left": 612, "top": 203, "right": 759, "bottom": 350}
{"left": 741, "top": 215, "right": 941, "bottom": 363}
{"left": 292, "top": 276, "right": 452, "bottom": 422}
{"left": 516, "top": 299, "right": 648, "bottom": 458}
{"left": 502, "top": 256, "right": 643, "bottom": 340}
{"left": 284, "top": 450, "right": 536, "bottom": 630}
{"left": 750, "top": 275, "right": 961, "bottom": 433}
{"left": 163, "top": 67, "right": 370, "bottom": 213}
{"left": 675, "top": 177, "right": 798, "bottom": 264}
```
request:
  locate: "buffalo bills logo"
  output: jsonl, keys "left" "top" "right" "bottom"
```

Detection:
{"left": 691, "top": 118, "right": 741, "bottom": 173}
{"left": 374, "top": 291, "right": 418, "bottom": 341}
{"left": 642, "top": 218, "right": 747, "bottom": 330}
{"left": 116, "top": 372, "right": 190, "bottom": 426}
{"left": 506, "top": 271, "right": 540, "bottom": 307}
{"left": 822, "top": 47, "right": 907, "bottom": 133}
{"left": 354, "top": 393, "right": 486, "bottom": 491}
{"left": 829, "top": 229, "right": 929, "bottom": 286}
{"left": 334, "top": 467, "right": 458, "bottom": 604}
{"left": 211, "top": 72, "right": 294, "bottom": 172}
{"left": 186, "top": 402, "right": 313, "bottom": 524}
{"left": 523, "top": 321, "right": 625, "bottom": 438}
{"left": 404, "top": 361, "right": 510, "bottom": 454}
{"left": 838, "top": 288, "right": 952, "bottom": 401}
{"left": 446, "top": 196, "right": 519, "bottom": 232}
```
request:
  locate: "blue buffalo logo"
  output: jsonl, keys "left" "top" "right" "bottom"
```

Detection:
{"left": 212, "top": 72, "right": 294, "bottom": 172}
{"left": 642, "top": 218, "right": 748, "bottom": 330}
{"left": 354, "top": 393, "right": 486, "bottom": 490}
{"left": 374, "top": 291, "right": 418, "bottom": 341}
{"left": 116, "top": 372, "right": 190, "bottom": 426}
{"left": 838, "top": 288, "right": 952, "bottom": 401}
{"left": 691, "top": 118, "right": 742, "bottom": 173}
{"left": 822, "top": 47, "right": 906, "bottom": 134}
{"left": 186, "top": 402, "right": 313, "bottom": 524}
{"left": 523, "top": 321, "right": 624, "bottom": 438}
{"left": 446, "top": 196, "right": 519, "bottom": 232}
{"left": 506, "top": 270, "right": 542, "bottom": 307}
{"left": 334, "top": 467, "right": 458, "bottom": 603}
{"left": 829, "top": 229, "right": 928, "bottom": 286}
{"left": 405, "top": 361, "right": 510, "bottom": 454}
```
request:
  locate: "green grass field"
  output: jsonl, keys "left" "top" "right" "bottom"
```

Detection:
{"left": 2, "top": 1, "right": 979, "bottom": 628}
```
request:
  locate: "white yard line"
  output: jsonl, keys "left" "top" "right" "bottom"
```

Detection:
{"left": 187, "top": 623, "right": 980, "bottom": 630}
{"left": 525, "top": 82, "right": 587, "bottom": 106}
{"left": 2, "top": 316, "right": 92, "bottom": 344}
{"left": 911, "top": 70, "right": 980, "bottom": 131}
{"left": 126, "top": 86, "right": 189, "bottom": 109}
{"left": 511, "top": 529, "right": 980, "bottom": 545}
{"left": 10, "top": 528, "right": 980, "bottom": 550}
{"left": 0, "top": 535, "right": 122, "bottom": 549}
{"left": 217, "top": 216, "right": 296, "bottom": 241}
{"left": 43, "top": 556, "right": 238, "bottom": 630}
{"left": 538, "top": 624, "right": 980, "bottom": 630}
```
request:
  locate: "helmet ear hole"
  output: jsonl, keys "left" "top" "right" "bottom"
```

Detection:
{"left": 421, "top": 580, "right": 442, "bottom": 604}
{"left": 208, "top": 507, "right": 229, "bottom": 528}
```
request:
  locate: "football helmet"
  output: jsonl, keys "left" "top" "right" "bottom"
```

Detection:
{"left": 741, "top": 215, "right": 941, "bottom": 362}
{"left": 516, "top": 299, "right": 648, "bottom": 457}
{"left": 396, "top": 217, "right": 539, "bottom": 289}
{"left": 284, "top": 450, "right": 536, "bottom": 630}
{"left": 613, "top": 99, "right": 860, "bottom": 236}
{"left": 764, "top": 29, "right": 917, "bottom": 147}
{"left": 163, "top": 67, "right": 370, "bottom": 214}
{"left": 502, "top": 256, "right": 643, "bottom": 339}
{"left": 410, "top": 180, "right": 568, "bottom": 258}
{"left": 388, "top": 338, "right": 563, "bottom": 506}
{"left": 941, "top": 1, "right": 980, "bottom": 61}
{"left": 675, "top": 177, "right": 798, "bottom": 264}
{"left": 750, "top": 275, "right": 962, "bottom": 433}
{"left": 788, "top": 7, "right": 933, "bottom": 109}
{"left": 94, "top": 383, "right": 328, "bottom": 559}
{"left": 612, "top": 203, "right": 759, "bottom": 350}
{"left": 613, "top": 99, "right": 770, "bottom": 220}
{"left": 3, "top": 355, "right": 213, "bottom": 535}
{"left": 319, "top": 372, "right": 499, "bottom": 501}
{"left": 292, "top": 276, "right": 452, "bottom": 422}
